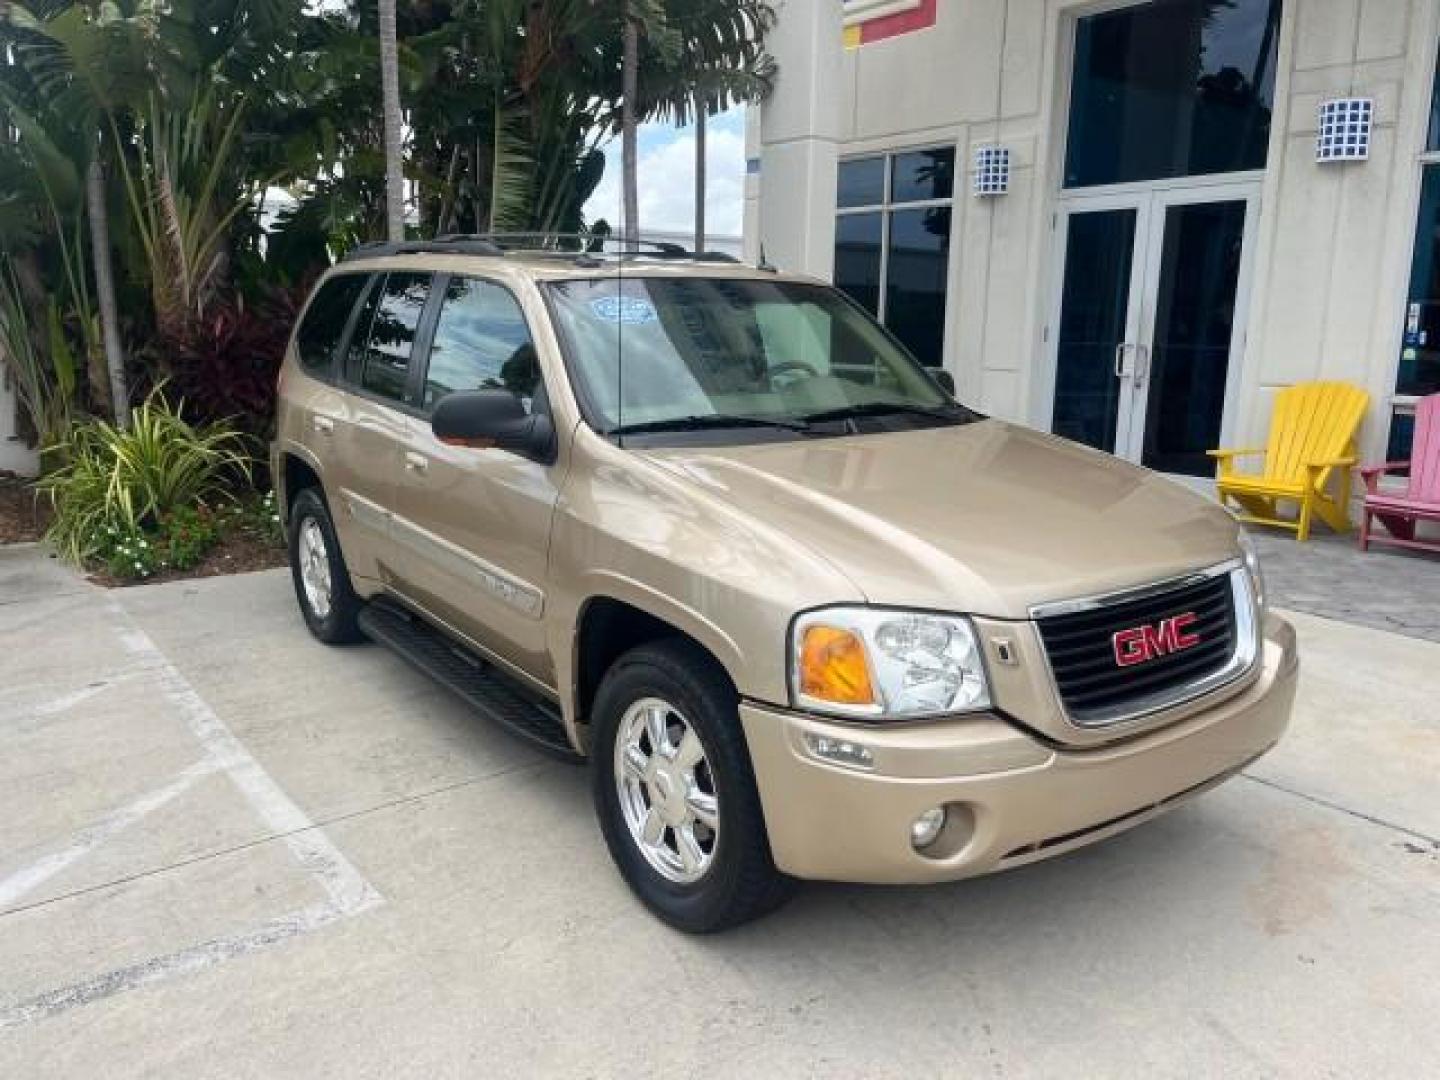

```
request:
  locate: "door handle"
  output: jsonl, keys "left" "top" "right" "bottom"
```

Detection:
{"left": 1133, "top": 344, "right": 1151, "bottom": 388}
{"left": 1113, "top": 342, "right": 1133, "bottom": 379}
{"left": 311, "top": 415, "right": 335, "bottom": 436}
{"left": 404, "top": 451, "right": 429, "bottom": 474}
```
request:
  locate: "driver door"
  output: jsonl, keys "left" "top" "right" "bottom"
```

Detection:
{"left": 388, "top": 274, "right": 561, "bottom": 685}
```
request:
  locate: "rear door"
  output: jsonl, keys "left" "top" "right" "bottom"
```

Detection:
{"left": 324, "top": 271, "right": 435, "bottom": 583}
{"left": 389, "top": 273, "right": 562, "bottom": 684}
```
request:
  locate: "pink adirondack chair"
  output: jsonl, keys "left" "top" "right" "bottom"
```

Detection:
{"left": 1359, "top": 393, "right": 1440, "bottom": 555}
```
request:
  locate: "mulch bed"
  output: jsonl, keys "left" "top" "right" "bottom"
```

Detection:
{"left": 3, "top": 472, "right": 286, "bottom": 586}
{"left": 0, "top": 475, "right": 52, "bottom": 544}
{"left": 87, "top": 529, "right": 288, "bottom": 588}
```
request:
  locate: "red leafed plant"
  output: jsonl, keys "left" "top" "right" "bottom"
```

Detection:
{"left": 165, "top": 288, "right": 303, "bottom": 440}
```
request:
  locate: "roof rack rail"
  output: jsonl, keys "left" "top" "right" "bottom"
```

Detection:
{"left": 341, "top": 236, "right": 505, "bottom": 262}
{"left": 342, "top": 232, "right": 746, "bottom": 266}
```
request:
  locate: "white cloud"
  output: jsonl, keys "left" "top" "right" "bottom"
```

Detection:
{"left": 585, "top": 109, "right": 747, "bottom": 240}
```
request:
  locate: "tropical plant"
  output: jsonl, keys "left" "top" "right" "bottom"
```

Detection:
{"left": 1, "top": 0, "right": 174, "bottom": 425}
{"left": 0, "top": 261, "right": 77, "bottom": 450}
{"left": 378, "top": 0, "right": 405, "bottom": 242}
{"left": 37, "top": 390, "right": 252, "bottom": 563}
{"left": 113, "top": 88, "right": 263, "bottom": 340}
{"left": 636, "top": 0, "right": 776, "bottom": 248}
{"left": 162, "top": 287, "right": 301, "bottom": 441}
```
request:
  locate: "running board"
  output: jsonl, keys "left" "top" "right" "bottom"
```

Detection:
{"left": 358, "top": 598, "right": 581, "bottom": 764}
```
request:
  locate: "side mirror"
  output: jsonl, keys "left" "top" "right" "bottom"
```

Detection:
{"left": 932, "top": 369, "right": 956, "bottom": 396}
{"left": 431, "top": 389, "right": 556, "bottom": 463}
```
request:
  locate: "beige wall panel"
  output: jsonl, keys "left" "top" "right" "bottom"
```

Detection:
{"left": 1253, "top": 136, "right": 1344, "bottom": 386}
{"left": 1293, "top": 0, "right": 1360, "bottom": 71}
{"left": 1000, "top": 0, "right": 1047, "bottom": 120}
{"left": 1320, "top": 127, "right": 1399, "bottom": 382}
{"left": 853, "top": 0, "right": 1004, "bottom": 139}
{"left": 1357, "top": 0, "right": 1414, "bottom": 63}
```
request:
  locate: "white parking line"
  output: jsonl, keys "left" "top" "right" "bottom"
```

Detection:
{"left": 0, "top": 903, "right": 347, "bottom": 1030}
{"left": 108, "top": 604, "right": 383, "bottom": 917}
{"left": 0, "top": 758, "right": 222, "bottom": 912}
{"left": 0, "top": 600, "right": 384, "bottom": 1028}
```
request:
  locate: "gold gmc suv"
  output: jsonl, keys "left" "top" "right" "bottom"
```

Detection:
{"left": 273, "top": 236, "right": 1298, "bottom": 932}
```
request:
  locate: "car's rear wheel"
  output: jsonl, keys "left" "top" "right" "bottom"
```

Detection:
{"left": 288, "top": 487, "right": 363, "bottom": 644}
{"left": 592, "top": 639, "right": 793, "bottom": 932}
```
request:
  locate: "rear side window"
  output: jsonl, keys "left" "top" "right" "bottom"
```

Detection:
{"left": 296, "top": 274, "right": 367, "bottom": 375}
{"left": 422, "top": 277, "right": 540, "bottom": 411}
{"left": 357, "top": 272, "right": 432, "bottom": 403}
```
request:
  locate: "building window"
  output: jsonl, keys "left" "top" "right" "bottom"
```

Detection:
{"left": 833, "top": 148, "right": 953, "bottom": 366}
{"left": 1064, "top": 0, "right": 1282, "bottom": 189}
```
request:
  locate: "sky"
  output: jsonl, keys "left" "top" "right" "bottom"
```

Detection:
{"left": 583, "top": 107, "right": 747, "bottom": 239}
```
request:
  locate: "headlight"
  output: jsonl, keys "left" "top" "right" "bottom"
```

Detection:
{"left": 1237, "top": 531, "right": 1267, "bottom": 612}
{"left": 791, "top": 607, "right": 991, "bottom": 719}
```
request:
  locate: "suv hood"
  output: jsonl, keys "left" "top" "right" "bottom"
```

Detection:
{"left": 639, "top": 419, "right": 1240, "bottom": 619}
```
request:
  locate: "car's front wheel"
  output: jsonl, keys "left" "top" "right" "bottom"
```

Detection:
{"left": 287, "top": 487, "right": 364, "bottom": 644}
{"left": 591, "top": 639, "right": 793, "bottom": 932}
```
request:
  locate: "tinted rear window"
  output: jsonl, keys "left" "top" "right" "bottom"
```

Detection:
{"left": 297, "top": 274, "right": 368, "bottom": 374}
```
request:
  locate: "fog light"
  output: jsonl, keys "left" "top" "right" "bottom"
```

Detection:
{"left": 910, "top": 806, "right": 947, "bottom": 849}
{"left": 803, "top": 733, "right": 875, "bottom": 771}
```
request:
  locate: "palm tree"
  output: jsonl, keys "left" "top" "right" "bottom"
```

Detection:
{"left": 85, "top": 153, "right": 125, "bottom": 424}
{"left": 379, "top": 0, "right": 405, "bottom": 242}
{"left": 632, "top": 0, "right": 775, "bottom": 252}
{"left": 621, "top": 9, "right": 640, "bottom": 248}
{"left": 2, "top": 1, "right": 153, "bottom": 424}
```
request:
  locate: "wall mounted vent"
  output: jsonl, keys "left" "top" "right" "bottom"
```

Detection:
{"left": 1316, "top": 98, "right": 1372, "bottom": 163}
{"left": 973, "top": 145, "right": 1011, "bottom": 196}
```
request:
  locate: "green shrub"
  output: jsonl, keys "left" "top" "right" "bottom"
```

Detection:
{"left": 223, "top": 488, "right": 284, "bottom": 548}
{"left": 158, "top": 504, "right": 221, "bottom": 570}
{"left": 37, "top": 391, "right": 253, "bottom": 565}
{"left": 92, "top": 522, "right": 162, "bottom": 581}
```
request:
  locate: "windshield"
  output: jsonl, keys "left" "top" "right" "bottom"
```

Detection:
{"left": 543, "top": 276, "right": 964, "bottom": 438}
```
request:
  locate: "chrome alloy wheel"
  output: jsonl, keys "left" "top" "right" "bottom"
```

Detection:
{"left": 613, "top": 697, "right": 720, "bottom": 884}
{"left": 297, "top": 517, "right": 333, "bottom": 619}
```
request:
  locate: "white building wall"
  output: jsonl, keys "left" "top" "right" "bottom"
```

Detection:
{"left": 1, "top": 377, "right": 38, "bottom": 477}
{"left": 754, "top": 0, "right": 1437, "bottom": 462}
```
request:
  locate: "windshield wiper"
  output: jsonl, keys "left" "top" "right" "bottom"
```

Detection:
{"left": 799, "top": 401, "right": 964, "bottom": 426}
{"left": 608, "top": 413, "right": 814, "bottom": 436}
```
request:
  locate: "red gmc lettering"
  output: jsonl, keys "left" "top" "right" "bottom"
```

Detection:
{"left": 1112, "top": 612, "right": 1201, "bottom": 667}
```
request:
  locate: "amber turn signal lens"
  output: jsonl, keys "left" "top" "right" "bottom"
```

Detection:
{"left": 799, "top": 626, "right": 876, "bottom": 706}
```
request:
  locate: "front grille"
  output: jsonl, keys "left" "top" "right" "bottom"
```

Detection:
{"left": 1035, "top": 570, "right": 1240, "bottom": 726}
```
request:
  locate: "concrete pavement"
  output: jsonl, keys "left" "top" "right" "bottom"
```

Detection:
{"left": 1, "top": 544, "right": 1438, "bottom": 1078}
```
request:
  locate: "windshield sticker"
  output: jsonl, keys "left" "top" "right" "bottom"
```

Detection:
{"left": 590, "top": 296, "right": 657, "bottom": 325}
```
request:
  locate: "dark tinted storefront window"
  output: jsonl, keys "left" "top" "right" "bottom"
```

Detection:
{"left": 833, "top": 148, "right": 954, "bottom": 366}
{"left": 1065, "top": 0, "right": 1281, "bottom": 188}
{"left": 891, "top": 149, "right": 954, "bottom": 202}
{"left": 885, "top": 208, "right": 951, "bottom": 364}
{"left": 1399, "top": 167, "right": 1440, "bottom": 401}
{"left": 833, "top": 213, "right": 883, "bottom": 315}
{"left": 837, "top": 157, "right": 885, "bottom": 208}
{"left": 1429, "top": 44, "right": 1440, "bottom": 151}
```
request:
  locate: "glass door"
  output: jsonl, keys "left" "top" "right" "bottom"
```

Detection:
{"left": 1135, "top": 192, "right": 1253, "bottom": 476}
{"left": 1047, "top": 183, "right": 1258, "bottom": 476}
{"left": 1049, "top": 201, "right": 1148, "bottom": 455}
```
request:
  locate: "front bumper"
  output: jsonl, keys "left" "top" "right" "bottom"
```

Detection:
{"left": 740, "top": 614, "right": 1298, "bottom": 884}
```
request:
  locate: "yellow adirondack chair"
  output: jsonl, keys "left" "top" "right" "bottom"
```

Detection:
{"left": 1209, "top": 381, "right": 1369, "bottom": 541}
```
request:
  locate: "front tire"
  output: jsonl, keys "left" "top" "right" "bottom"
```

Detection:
{"left": 591, "top": 639, "right": 793, "bottom": 932}
{"left": 287, "top": 487, "right": 363, "bottom": 644}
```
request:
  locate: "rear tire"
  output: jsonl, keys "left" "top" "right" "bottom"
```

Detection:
{"left": 591, "top": 639, "right": 793, "bottom": 932}
{"left": 288, "top": 487, "right": 364, "bottom": 644}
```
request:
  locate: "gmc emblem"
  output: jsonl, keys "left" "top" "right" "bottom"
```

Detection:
{"left": 1112, "top": 612, "right": 1201, "bottom": 668}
